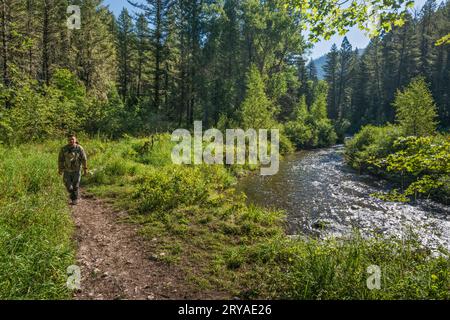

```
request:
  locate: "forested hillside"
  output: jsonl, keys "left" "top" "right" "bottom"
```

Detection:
{"left": 323, "top": 0, "right": 450, "bottom": 133}
{"left": 1, "top": 0, "right": 316, "bottom": 144}
{"left": 1, "top": 0, "right": 448, "bottom": 143}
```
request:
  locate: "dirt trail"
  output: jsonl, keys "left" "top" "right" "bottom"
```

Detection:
{"left": 71, "top": 193, "right": 225, "bottom": 300}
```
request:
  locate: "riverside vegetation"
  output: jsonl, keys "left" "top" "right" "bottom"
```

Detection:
{"left": 1, "top": 134, "right": 449, "bottom": 299}
{"left": 345, "top": 77, "right": 450, "bottom": 205}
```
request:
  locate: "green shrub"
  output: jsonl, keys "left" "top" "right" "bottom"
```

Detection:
{"left": 316, "top": 118, "right": 338, "bottom": 147}
{"left": 285, "top": 121, "right": 314, "bottom": 147}
{"left": 285, "top": 88, "right": 337, "bottom": 149}
{"left": 130, "top": 134, "right": 174, "bottom": 166}
{"left": 133, "top": 166, "right": 208, "bottom": 212}
{"left": 372, "top": 135, "right": 450, "bottom": 203}
{"left": 392, "top": 77, "right": 438, "bottom": 137}
{"left": 345, "top": 124, "right": 403, "bottom": 171}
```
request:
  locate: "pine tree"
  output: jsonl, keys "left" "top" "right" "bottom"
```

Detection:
{"left": 393, "top": 77, "right": 438, "bottom": 136}
{"left": 241, "top": 65, "right": 277, "bottom": 130}
{"left": 0, "top": 0, "right": 28, "bottom": 87}
{"left": 297, "top": 55, "right": 309, "bottom": 98}
{"left": 69, "top": 0, "right": 117, "bottom": 97}
{"left": 310, "top": 81, "right": 328, "bottom": 120}
{"left": 365, "top": 37, "right": 384, "bottom": 124}
{"left": 418, "top": 0, "right": 438, "bottom": 83}
{"left": 116, "top": 8, "right": 135, "bottom": 101}
{"left": 134, "top": 13, "right": 151, "bottom": 100}
{"left": 37, "top": 0, "right": 67, "bottom": 85}
{"left": 432, "top": 1, "right": 450, "bottom": 126}
{"left": 324, "top": 44, "right": 339, "bottom": 120}
{"left": 308, "top": 59, "right": 318, "bottom": 82}
{"left": 350, "top": 49, "right": 369, "bottom": 131}
{"left": 336, "top": 36, "right": 353, "bottom": 121}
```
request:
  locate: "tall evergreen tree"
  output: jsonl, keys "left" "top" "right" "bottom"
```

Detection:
{"left": 116, "top": 8, "right": 135, "bottom": 101}
{"left": 336, "top": 36, "right": 353, "bottom": 121}
{"left": 324, "top": 44, "right": 339, "bottom": 120}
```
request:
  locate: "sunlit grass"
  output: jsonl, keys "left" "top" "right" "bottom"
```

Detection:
{"left": 1, "top": 135, "right": 448, "bottom": 299}
{"left": 0, "top": 144, "right": 74, "bottom": 299}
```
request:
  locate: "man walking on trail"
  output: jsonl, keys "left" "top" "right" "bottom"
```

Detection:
{"left": 58, "top": 134, "right": 88, "bottom": 205}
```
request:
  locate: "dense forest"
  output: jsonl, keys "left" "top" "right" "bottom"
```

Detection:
{"left": 322, "top": 0, "right": 449, "bottom": 134}
{"left": 1, "top": 0, "right": 312, "bottom": 142}
{"left": 1, "top": 0, "right": 446, "bottom": 146}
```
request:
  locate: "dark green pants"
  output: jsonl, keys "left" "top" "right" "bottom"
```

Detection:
{"left": 63, "top": 171, "right": 81, "bottom": 201}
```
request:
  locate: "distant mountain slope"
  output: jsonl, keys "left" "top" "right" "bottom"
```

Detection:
{"left": 312, "top": 54, "right": 327, "bottom": 80}
{"left": 310, "top": 47, "right": 366, "bottom": 80}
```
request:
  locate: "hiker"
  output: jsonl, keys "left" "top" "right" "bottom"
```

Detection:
{"left": 58, "top": 134, "right": 88, "bottom": 205}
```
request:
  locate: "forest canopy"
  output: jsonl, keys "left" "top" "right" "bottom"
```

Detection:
{"left": 3, "top": 0, "right": 446, "bottom": 145}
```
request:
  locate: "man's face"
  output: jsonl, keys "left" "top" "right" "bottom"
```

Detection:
{"left": 68, "top": 137, "right": 76, "bottom": 146}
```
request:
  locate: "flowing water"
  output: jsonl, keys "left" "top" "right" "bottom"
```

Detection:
{"left": 237, "top": 145, "right": 450, "bottom": 252}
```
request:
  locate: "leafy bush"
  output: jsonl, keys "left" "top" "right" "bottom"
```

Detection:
{"left": 285, "top": 120, "right": 313, "bottom": 147}
{"left": 285, "top": 87, "right": 337, "bottom": 149}
{"left": 345, "top": 124, "right": 404, "bottom": 171}
{"left": 133, "top": 166, "right": 209, "bottom": 212}
{"left": 392, "top": 77, "right": 438, "bottom": 137}
{"left": 372, "top": 135, "right": 450, "bottom": 203}
{"left": 129, "top": 134, "right": 174, "bottom": 166}
{"left": 315, "top": 118, "right": 338, "bottom": 147}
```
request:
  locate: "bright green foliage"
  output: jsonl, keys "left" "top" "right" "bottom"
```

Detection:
{"left": 133, "top": 166, "right": 209, "bottom": 213}
{"left": 393, "top": 77, "right": 438, "bottom": 137}
{"left": 345, "top": 124, "right": 404, "bottom": 171}
{"left": 285, "top": 96, "right": 313, "bottom": 147}
{"left": 372, "top": 136, "right": 450, "bottom": 202}
{"left": 285, "top": 82, "right": 337, "bottom": 148}
{"left": 436, "top": 33, "right": 450, "bottom": 46}
{"left": 289, "top": 0, "right": 414, "bottom": 42}
{"left": 346, "top": 124, "right": 450, "bottom": 203}
{"left": 0, "top": 70, "right": 87, "bottom": 144}
{"left": 240, "top": 65, "right": 278, "bottom": 130}
{"left": 310, "top": 82, "right": 328, "bottom": 120}
{"left": 0, "top": 69, "right": 129, "bottom": 144}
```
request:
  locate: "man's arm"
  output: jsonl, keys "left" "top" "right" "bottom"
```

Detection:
{"left": 80, "top": 146, "right": 88, "bottom": 174}
{"left": 58, "top": 148, "right": 65, "bottom": 174}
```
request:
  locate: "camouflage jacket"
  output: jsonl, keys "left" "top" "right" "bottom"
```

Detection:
{"left": 58, "top": 144, "right": 87, "bottom": 172}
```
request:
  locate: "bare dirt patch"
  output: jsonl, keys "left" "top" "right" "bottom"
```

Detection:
{"left": 71, "top": 193, "right": 228, "bottom": 300}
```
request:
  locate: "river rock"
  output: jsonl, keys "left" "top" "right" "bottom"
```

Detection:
{"left": 311, "top": 219, "right": 330, "bottom": 230}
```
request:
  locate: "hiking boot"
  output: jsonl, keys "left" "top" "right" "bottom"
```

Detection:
{"left": 71, "top": 199, "right": 78, "bottom": 206}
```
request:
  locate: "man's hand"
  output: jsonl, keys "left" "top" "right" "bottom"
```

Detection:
{"left": 83, "top": 168, "right": 88, "bottom": 176}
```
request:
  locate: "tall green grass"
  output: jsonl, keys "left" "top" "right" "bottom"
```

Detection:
{"left": 0, "top": 144, "right": 74, "bottom": 299}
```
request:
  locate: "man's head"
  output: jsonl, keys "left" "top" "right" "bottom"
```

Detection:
{"left": 68, "top": 135, "right": 77, "bottom": 146}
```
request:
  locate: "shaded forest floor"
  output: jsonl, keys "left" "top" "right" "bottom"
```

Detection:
{"left": 71, "top": 191, "right": 229, "bottom": 300}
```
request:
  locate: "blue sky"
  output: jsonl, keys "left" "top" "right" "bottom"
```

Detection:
{"left": 103, "top": 0, "right": 427, "bottom": 59}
